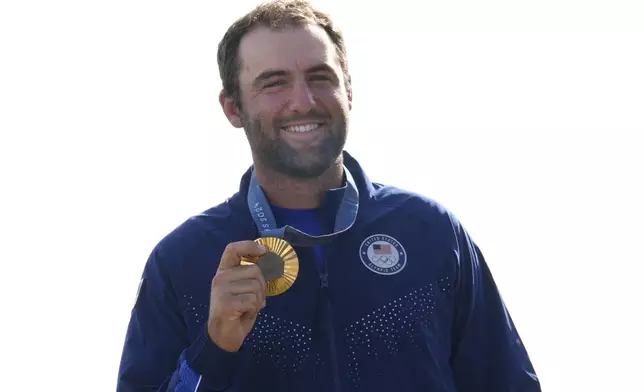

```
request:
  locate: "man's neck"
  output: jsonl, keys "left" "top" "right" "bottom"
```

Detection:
{"left": 253, "top": 159, "right": 344, "bottom": 209}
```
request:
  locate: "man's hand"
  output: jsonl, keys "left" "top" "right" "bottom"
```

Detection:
{"left": 207, "top": 241, "right": 267, "bottom": 352}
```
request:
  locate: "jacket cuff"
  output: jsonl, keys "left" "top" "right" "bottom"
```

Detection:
{"left": 185, "top": 324, "right": 242, "bottom": 390}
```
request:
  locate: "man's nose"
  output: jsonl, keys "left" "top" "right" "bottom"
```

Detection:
{"left": 288, "top": 79, "right": 316, "bottom": 113}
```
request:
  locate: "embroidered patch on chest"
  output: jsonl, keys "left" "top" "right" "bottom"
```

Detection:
{"left": 359, "top": 234, "right": 407, "bottom": 275}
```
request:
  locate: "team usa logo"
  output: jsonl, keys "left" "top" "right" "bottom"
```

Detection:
{"left": 359, "top": 234, "right": 407, "bottom": 275}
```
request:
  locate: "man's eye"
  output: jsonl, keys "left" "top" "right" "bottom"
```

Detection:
{"left": 264, "top": 80, "right": 285, "bottom": 88}
{"left": 310, "top": 75, "right": 330, "bottom": 81}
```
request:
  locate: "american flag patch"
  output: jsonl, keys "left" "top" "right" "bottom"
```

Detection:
{"left": 373, "top": 243, "right": 392, "bottom": 254}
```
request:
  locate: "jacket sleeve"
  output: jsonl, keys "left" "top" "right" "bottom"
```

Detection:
{"left": 117, "top": 248, "right": 242, "bottom": 392}
{"left": 449, "top": 220, "right": 541, "bottom": 391}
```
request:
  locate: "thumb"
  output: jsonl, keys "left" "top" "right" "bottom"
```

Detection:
{"left": 218, "top": 240, "right": 267, "bottom": 270}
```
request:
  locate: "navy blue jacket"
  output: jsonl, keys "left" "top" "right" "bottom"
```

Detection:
{"left": 117, "top": 151, "right": 540, "bottom": 391}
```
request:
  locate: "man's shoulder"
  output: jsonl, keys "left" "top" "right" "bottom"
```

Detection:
{"left": 364, "top": 181, "right": 472, "bottom": 255}
{"left": 150, "top": 193, "right": 250, "bottom": 267}
{"left": 368, "top": 181, "right": 456, "bottom": 225}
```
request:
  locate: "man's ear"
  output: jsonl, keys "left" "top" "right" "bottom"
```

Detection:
{"left": 219, "top": 90, "right": 243, "bottom": 128}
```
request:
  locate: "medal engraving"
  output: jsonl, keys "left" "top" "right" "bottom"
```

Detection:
{"left": 240, "top": 237, "right": 299, "bottom": 296}
{"left": 256, "top": 251, "right": 284, "bottom": 281}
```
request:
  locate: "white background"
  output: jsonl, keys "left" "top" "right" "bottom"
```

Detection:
{"left": 1, "top": 0, "right": 643, "bottom": 390}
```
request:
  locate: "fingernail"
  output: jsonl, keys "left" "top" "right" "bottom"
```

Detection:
{"left": 259, "top": 245, "right": 267, "bottom": 252}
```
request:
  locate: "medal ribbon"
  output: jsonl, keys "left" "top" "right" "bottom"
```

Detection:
{"left": 247, "top": 166, "right": 359, "bottom": 247}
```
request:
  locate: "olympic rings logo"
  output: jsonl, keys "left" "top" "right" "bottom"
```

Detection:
{"left": 370, "top": 254, "right": 398, "bottom": 266}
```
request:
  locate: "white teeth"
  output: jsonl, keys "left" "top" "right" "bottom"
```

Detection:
{"left": 282, "top": 123, "right": 320, "bottom": 133}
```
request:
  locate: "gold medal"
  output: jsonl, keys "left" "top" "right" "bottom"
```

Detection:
{"left": 240, "top": 237, "right": 299, "bottom": 296}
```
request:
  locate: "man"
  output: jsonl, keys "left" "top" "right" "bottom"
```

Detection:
{"left": 117, "top": 1, "right": 541, "bottom": 391}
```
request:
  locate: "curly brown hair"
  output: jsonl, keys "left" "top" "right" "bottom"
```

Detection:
{"left": 217, "top": 0, "right": 351, "bottom": 108}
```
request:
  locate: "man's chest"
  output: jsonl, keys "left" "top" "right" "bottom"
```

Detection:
{"left": 177, "top": 213, "right": 458, "bottom": 337}
{"left": 322, "top": 217, "right": 458, "bottom": 335}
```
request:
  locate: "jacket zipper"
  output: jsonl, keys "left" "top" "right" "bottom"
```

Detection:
{"left": 321, "top": 262, "right": 342, "bottom": 392}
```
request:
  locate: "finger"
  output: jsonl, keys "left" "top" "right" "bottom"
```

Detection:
{"left": 220, "top": 268, "right": 266, "bottom": 305}
{"left": 231, "top": 292, "right": 262, "bottom": 314}
{"left": 216, "top": 264, "right": 266, "bottom": 282}
{"left": 226, "top": 278, "right": 264, "bottom": 296}
{"left": 218, "top": 241, "right": 267, "bottom": 271}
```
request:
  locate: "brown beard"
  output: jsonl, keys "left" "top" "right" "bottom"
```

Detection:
{"left": 241, "top": 111, "right": 347, "bottom": 179}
